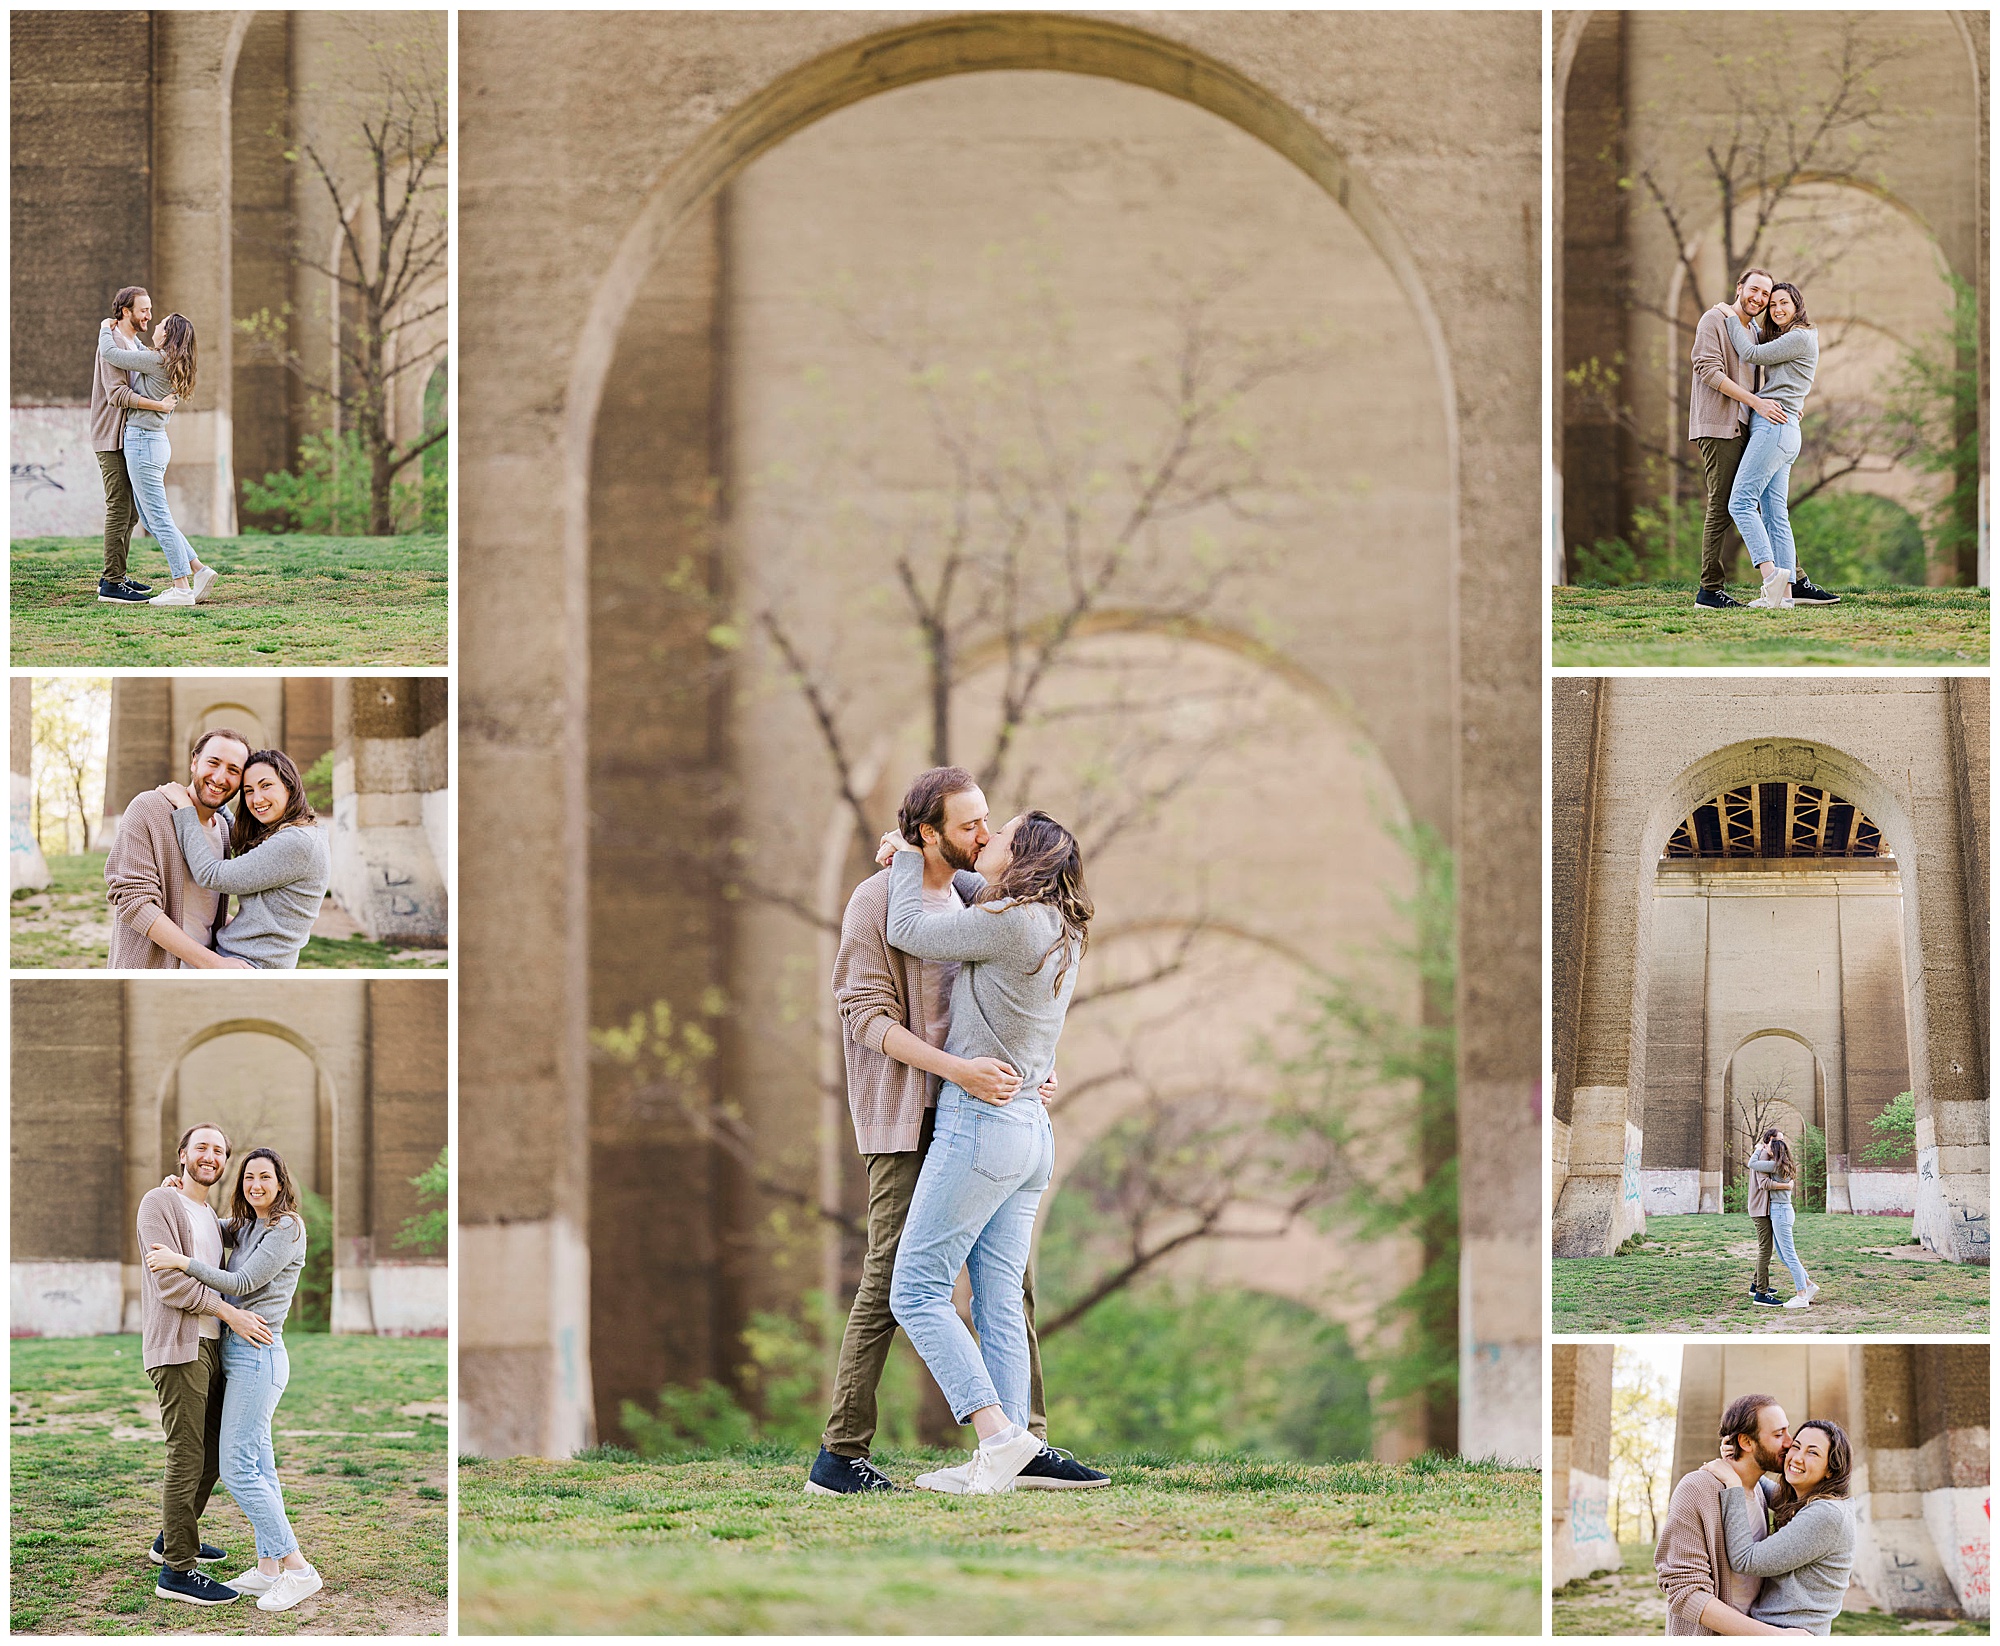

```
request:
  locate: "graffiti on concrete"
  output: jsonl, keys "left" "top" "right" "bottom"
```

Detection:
{"left": 1570, "top": 1490, "right": 1612, "bottom": 1547}
{"left": 11, "top": 462, "right": 67, "bottom": 499}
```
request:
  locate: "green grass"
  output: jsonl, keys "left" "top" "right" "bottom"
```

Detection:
{"left": 1552, "top": 584, "right": 1989, "bottom": 667}
{"left": 11, "top": 1333, "right": 446, "bottom": 1635}
{"left": 1552, "top": 1213, "right": 1989, "bottom": 1335}
{"left": 10, "top": 855, "right": 444, "bottom": 969}
{"left": 1554, "top": 1541, "right": 1983, "bottom": 1635}
{"left": 10, "top": 535, "right": 447, "bottom": 666}
{"left": 458, "top": 1449, "right": 1541, "bottom": 1634}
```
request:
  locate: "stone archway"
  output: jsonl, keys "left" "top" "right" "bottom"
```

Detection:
{"left": 459, "top": 9, "right": 1542, "bottom": 1465}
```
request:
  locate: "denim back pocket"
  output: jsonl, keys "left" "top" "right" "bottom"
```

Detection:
{"left": 969, "top": 1107, "right": 1035, "bottom": 1184}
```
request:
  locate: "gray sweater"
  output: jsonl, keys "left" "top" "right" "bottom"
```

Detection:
{"left": 1721, "top": 1487, "right": 1855, "bottom": 1636}
{"left": 173, "top": 811, "right": 328, "bottom": 969}
{"left": 1723, "top": 310, "right": 1818, "bottom": 421}
{"left": 97, "top": 329, "right": 177, "bottom": 433}
{"left": 187, "top": 1213, "right": 307, "bottom": 1334}
{"left": 885, "top": 850, "right": 1078, "bottom": 1095}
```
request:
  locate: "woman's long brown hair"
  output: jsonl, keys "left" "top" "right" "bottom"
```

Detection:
{"left": 224, "top": 1146, "right": 303, "bottom": 1240}
{"left": 976, "top": 810, "right": 1092, "bottom": 994}
{"left": 156, "top": 312, "right": 198, "bottom": 400}
{"left": 1764, "top": 1129, "right": 1796, "bottom": 1183}
{"left": 229, "top": 749, "right": 316, "bottom": 858}
{"left": 1771, "top": 1418, "right": 1852, "bottom": 1530}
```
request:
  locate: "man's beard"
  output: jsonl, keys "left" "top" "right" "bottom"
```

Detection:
{"left": 1752, "top": 1436, "right": 1788, "bottom": 1472}
{"left": 194, "top": 776, "right": 236, "bottom": 809}
{"left": 936, "top": 835, "right": 979, "bottom": 874}
{"left": 185, "top": 1160, "right": 223, "bottom": 1185}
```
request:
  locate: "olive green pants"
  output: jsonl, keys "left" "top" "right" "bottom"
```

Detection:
{"left": 1752, "top": 1215, "right": 1775, "bottom": 1293}
{"left": 147, "top": 1336, "right": 224, "bottom": 1572}
{"left": 97, "top": 450, "right": 136, "bottom": 583}
{"left": 1695, "top": 434, "right": 1747, "bottom": 591}
{"left": 822, "top": 1108, "right": 1046, "bottom": 1457}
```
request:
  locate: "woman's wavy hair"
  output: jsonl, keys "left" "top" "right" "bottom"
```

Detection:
{"left": 1763, "top": 1129, "right": 1796, "bottom": 1182}
{"left": 156, "top": 312, "right": 198, "bottom": 399}
{"left": 224, "top": 1146, "right": 303, "bottom": 1240}
{"left": 976, "top": 810, "right": 1091, "bottom": 994}
{"left": 1759, "top": 282, "right": 1813, "bottom": 340}
{"left": 229, "top": 749, "right": 315, "bottom": 857}
{"left": 1771, "top": 1418, "right": 1852, "bottom": 1529}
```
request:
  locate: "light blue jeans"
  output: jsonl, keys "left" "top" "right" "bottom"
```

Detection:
{"left": 1727, "top": 412, "right": 1802, "bottom": 578}
{"left": 890, "top": 1085, "right": 1054, "bottom": 1427}
{"left": 219, "top": 1331, "right": 298, "bottom": 1560}
{"left": 121, "top": 427, "right": 194, "bottom": 580}
{"left": 1768, "top": 1198, "right": 1812, "bottom": 1293}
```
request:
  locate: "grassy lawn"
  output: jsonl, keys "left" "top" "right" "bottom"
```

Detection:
{"left": 1552, "top": 585, "right": 1989, "bottom": 667}
{"left": 10, "top": 855, "right": 444, "bottom": 969}
{"left": 1554, "top": 1544, "right": 1982, "bottom": 1635}
{"left": 10, "top": 1333, "right": 446, "bottom": 1635}
{"left": 458, "top": 1448, "right": 1541, "bottom": 1634}
{"left": 10, "top": 535, "right": 447, "bottom": 667}
{"left": 1552, "top": 1213, "right": 1989, "bottom": 1335}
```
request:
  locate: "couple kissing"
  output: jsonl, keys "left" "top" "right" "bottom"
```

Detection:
{"left": 805, "top": 766, "right": 1108, "bottom": 1497}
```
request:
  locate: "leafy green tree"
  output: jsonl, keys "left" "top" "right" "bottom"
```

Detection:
{"left": 396, "top": 1146, "right": 448, "bottom": 1255}
{"left": 1884, "top": 274, "right": 1982, "bottom": 586}
{"left": 293, "top": 1188, "right": 334, "bottom": 1331}
{"left": 1860, "top": 1091, "right": 1917, "bottom": 1165}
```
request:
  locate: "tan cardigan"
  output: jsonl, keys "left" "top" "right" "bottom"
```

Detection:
{"left": 1688, "top": 307, "right": 1758, "bottom": 441}
{"left": 137, "top": 1186, "right": 222, "bottom": 1371}
{"left": 832, "top": 866, "right": 983, "bottom": 1153}
{"left": 90, "top": 324, "right": 141, "bottom": 452}
{"left": 104, "top": 792, "right": 230, "bottom": 969}
{"left": 1658, "top": 1465, "right": 1769, "bottom": 1634}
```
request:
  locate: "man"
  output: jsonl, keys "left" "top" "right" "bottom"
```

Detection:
{"left": 804, "top": 766, "right": 1107, "bottom": 1495}
{"left": 90, "top": 286, "right": 177, "bottom": 604}
{"left": 140, "top": 1122, "right": 274, "bottom": 1606}
{"left": 1746, "top": 1134, "right": 1783, "bottom": 1308}
{"left": 1688, "top": 268, "right": 1775, "bottom": 611}
{"left": 1657, "top": 1392, "right": 1794, "bottom": 1635}
{"left": 104, "top": 728, "right": 251, "bottom": 969}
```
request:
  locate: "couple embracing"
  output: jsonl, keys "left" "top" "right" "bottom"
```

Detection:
{"left": 1690, "top": 267, "right": 1839, "bottom": 613}
{"left": 1657, "top": 1392, "right": 1856, "bottom": 1635}
{"left": 91, "top": 285, "right": 215, "bottom": 608}
{"left": 140, "top": 1122, "right": 322, "bottom": 1610}
{"left": 805, "top": 766, "right": 1109, "bottom": 1497}
{"left": 103, "top": 726, "right": 328, "bottom": 970}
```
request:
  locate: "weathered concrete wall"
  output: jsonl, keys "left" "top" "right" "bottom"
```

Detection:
{"left": 461, "top": 5, "right": 1541, "bottom": 1464}
{"left": 1554, "top": 678, "right": 1988, "bottom": 1261}
{"left": 330, "top": 677, "right": 449, "bottom": 945}
{"left": 1552, "top": 1343, "right": 1620, "bottom": 1587}
{"left": 364, "top": 978, "right": 448, "bottom": 1328}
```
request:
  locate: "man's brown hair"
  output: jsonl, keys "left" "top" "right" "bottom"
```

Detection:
{"left": 1719, "top": 1391, "right": 1779, "bottom": 1457}
{"left": 177, "top": 1120, "right": 231, "bottom": 1157}
{"left": 897, "top": 766, "right": 979, "bottom": 849}
{"left": 1735, "top": 267, "right": 1774, "bottom": 292}
{"left": 190, "top": 726, "right": 251, "bottom": 761}
{"left": 109, "top": 285, "right": 148, "bottom": 323}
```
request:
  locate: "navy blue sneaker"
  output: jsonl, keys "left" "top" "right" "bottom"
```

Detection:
{"left": 1013, "top": 1445, "right": 1111, "bottom": 1489}
{"left": 1789, "top": 573, "right": 1841, "bottom": 605}
{"left": 804, "top": 1446, "right": 898, "bottom": 1496}
{"left": 1694, "top": 587, "right": 1747, "bottom": 610}
{"left": 99, "top": 578, "right": 149, "bottom": 603}
{"left": 154, "top": 1567, "right": 240, "bottom": 1606}
{"left": 1749, "top": 1288, "right": 1784, "bottom": 1308}
{"left": 149, "top": 1534, "right": 225, "bottom": 1564}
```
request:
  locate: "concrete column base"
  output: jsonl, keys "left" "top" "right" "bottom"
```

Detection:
{"left": 460, "top": 1217, "right": 595, "bottom": 1458}
{"left": 1698, "top": 1168, "right": 1723, "bottom": 1214}
{"left": 1914, "top": 1143, "right": 1991, "bottom": 1264}
{"left": 11, "top": 1260, "right": 123, "bottom": 1337}
{"left": 1459, "top": 1234, "right": 1540, "bottom": 1464}
{"left": 1856, "top": 1493, "right": 1969, "bottom": 1616}
{"left": 330, "top": 817, "right": 449, "bottom": 945}
{"left": 1562, "top": 1464, "right": 1620, "bottom": 1581}
{"left": 1924, "top": 1487, "right": 1991, "bottom": 1619}
{"left": 11, "top": 772, "right": 51, "bottom": 891}
{"left": 333, "top": 1265, "right": 377, "bottom": 1334}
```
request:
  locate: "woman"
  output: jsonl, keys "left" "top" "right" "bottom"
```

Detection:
{"left": 158, "top": 749, "right": 329, "bottom": 969}
{"left": 1755, "top": 1131, "right": 1819, "bottom": 1310}
{"left": 146, "top": 1148, "right": 324, "bottom": 1613}
{"left": 882, "top": 811, "right": 1090, "bottom": 1495}
{"left": 1703, "top": 1420, "right": 1857, "bottom": 1635}
{"left": 1720, "top": 282, "right": 1818, "bottom": 609}
{"left": 97, "top": 311, "right": 217, "bottom": 608}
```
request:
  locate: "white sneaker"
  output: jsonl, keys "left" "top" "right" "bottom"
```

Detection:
{"left": 963, "top": 1427, "right": 1045, "bottom": 1495}
{"left": 913, "top": 1456, "right": 982, "bottom": 1495}
{"left": 1783, "top": 1290, "right": 1814, "bottom": 1309}
{"left": 149, "top": 586, "right": 196, "bottom": 607}
{"left": 256, "top": 1565, "right": 323, "bottom": 1612}
{"left": 190, "top": 563, "right": 217, "bottom": 602}
{"left": 225, "top": 1567, "right": 276, "bottom": 1597}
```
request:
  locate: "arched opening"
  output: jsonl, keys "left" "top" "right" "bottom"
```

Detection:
{"left": 1637, "top": 743, "right": 1916, "bottom": 1220}
{"left": 578, "top": 31, "right": 1459, "bottom": 1454}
